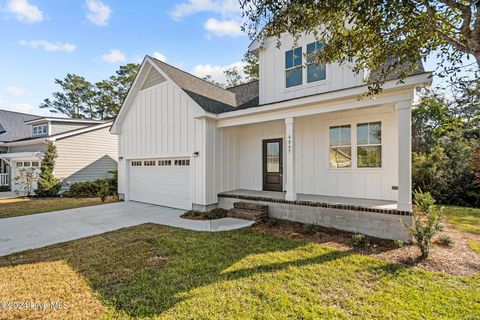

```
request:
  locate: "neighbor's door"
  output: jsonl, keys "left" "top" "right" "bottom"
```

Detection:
{"left": 263, "top": 138, "right": 283, "bottom": 191}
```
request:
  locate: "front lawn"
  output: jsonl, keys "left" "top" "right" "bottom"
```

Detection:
{"left": 0, "top": 197, "right": 117, "bottom": 219}
{"left": 442, "top": 205, "right": 480, "bottom": 235}
{"left": 0, "top": 224, "right": 478, "bottom": 319}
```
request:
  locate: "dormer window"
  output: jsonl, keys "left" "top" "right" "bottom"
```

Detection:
{"left": 306, "top": 41, "right": 326, "bottom": 83}
{"left": 285, "top": 47, "right": 302, "bottom": 88}
{"left": 32, "top": 124, "right": 48, "bottom": 136}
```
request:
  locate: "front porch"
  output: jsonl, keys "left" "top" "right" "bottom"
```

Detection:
{"left": 218, "top": 189, "right": 412, "bottom": 241}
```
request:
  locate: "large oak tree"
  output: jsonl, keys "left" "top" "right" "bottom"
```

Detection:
{"left": 240, "top": 0, "right": 480, "bottom": 92}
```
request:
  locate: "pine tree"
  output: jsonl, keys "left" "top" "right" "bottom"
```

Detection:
{"left": 36, "top": 142, "right": 61, "bottom": 197}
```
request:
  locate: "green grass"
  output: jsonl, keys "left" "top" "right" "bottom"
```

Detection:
{"left": 469, "top": 240, "right": 480, "bottom": 256}
{"left": 442, "top": 205, "right": 480, "bottom": 234}
{"left": 0, "top": 224, "right": 478, "bottom": 319}
{"left": 0, "top": 197, "right": 117, "bottom": 219}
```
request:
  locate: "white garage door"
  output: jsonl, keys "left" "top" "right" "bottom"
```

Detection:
{"left": 128, "top": 158, "right": 191, "bottom": 210}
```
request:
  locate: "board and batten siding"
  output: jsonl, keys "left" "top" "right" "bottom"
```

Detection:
{"left": 55, "top": 126, "right": 118, "bottom": 183}
{"left": 117, "top": 77, "right": 207, "bottom": 205}
{"left": 214, "top": 104, "right": 398, "bottom": 202}
{"left": 258, "top": 32, "right": 365, "bottom": 105}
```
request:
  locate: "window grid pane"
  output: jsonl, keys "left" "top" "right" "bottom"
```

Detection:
{"left": 285, "top": 47, "right": 303, "bottom": 88}
{"left": 329, "top": 125, "right": 351, "bottom": 168}
{"left": 356, "top": 122, "right": 382, "bottom": 168}
{"left": 306, "top": 41, "right": 326, "bottom": 83}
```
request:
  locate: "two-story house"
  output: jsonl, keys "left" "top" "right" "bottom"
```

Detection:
{"left": 0, "top": 109, "right": 118, "bottom": 193}
{"left": 111, "top": 32, "right": 432, "bottom": 240}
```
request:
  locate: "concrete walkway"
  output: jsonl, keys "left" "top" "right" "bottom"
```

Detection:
{"left": 0, "top": 201, "right": 254, "bottom": 256}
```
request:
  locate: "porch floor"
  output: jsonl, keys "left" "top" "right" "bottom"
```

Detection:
{"left": 219, "top": 189, "right": 397, "bottom": 210}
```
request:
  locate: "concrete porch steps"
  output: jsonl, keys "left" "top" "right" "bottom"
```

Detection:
{"left": 227, "top": 202, "right": 268, "bottom": 221}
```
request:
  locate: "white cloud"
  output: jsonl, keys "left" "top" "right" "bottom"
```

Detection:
{"left": 7, "top": 0, "right": 43, "bottom": 23}
{"left": 12, "top": 103, "right": 34, "bottom": 112}
{"left": 192, "top": 61, "right": 246, "bottom": 84}
{"left": 152, "top": 52, "right": 167, "bottom": 62}
{"left": 86, "top": 0, "right": 111, "bottom": 26}
{"left": 18, "top": 40, "right": 76, "bottom": 52}
{"left": 204, "top": 18, "right": 242, "bottom": 37}
{"left": 5, "top": 85, "right": 31, "bottom": 97}
{"left": 171, "top": 0, "right": 240, "bottom": 20}
{"left": 101, "top": 49, "right": 126, "bottom": 63}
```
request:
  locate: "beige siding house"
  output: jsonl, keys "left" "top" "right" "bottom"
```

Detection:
{"left": 0, "top": 111, "right": 117, "bottom": 192}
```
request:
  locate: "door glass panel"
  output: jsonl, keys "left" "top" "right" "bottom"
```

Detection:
{"left": 266, "top": 142, "right": 280, "bottom": 173}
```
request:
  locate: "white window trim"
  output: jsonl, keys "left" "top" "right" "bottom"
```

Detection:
{"left": 327, "top": 120, "right": 383, "bottom": 171}
{"left": 32, "top": 123, "right": 48, "bottom": 137}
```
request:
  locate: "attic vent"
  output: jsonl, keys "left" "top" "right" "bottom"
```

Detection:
{"left": 141, "top": 67, "right": 166, "bottom": 90}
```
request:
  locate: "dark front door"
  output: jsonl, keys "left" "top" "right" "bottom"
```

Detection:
{"left": 263, "top": 138, "right": 283, "bottom": 191}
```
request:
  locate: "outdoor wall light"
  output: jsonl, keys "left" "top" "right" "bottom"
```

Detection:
{"left": 193, "top": 152, "right": 199, "bottom": 157}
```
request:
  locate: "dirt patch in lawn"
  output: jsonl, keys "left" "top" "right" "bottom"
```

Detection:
{"left": 180, "top": 208, "right": 228, "bottom": 220}
{"left": 253, "top": 219, "right": 480, "bottom": 276}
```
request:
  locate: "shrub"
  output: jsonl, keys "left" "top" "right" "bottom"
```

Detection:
{"left": 394, "top": 240, "right": 407, "bottom": 248}
{"left": 302, "top": 223, "right": 317, "bottom": 235}
{"left": 36, "top": 142, "right": 61, "bottom": 197}
{"left": 352, "top": 233, "right": 370, "bottom": 249}
{"left": 406, "top": 191, "right": 443, "bottom": 259}
{"left": 268, "top": 218, "right": 280, "bottom": 227}
{"left": 98, "top": 180, "right": 110, "bottom": 203}
{"left": 63, "top": 181, "right": 101, "bottom": 198}
{"left": 437, "top": 234, "right": 455, "bottom": 247}
{"left": 181, "top": 208, "right": 227, "bottom": 220}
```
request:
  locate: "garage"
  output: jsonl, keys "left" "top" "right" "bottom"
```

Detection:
{"left": 128, "top": 158, "right": 191, "bottom": 210}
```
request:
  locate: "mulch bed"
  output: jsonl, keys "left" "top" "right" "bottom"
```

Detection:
{"left": 180, "top": 208, "right": 228, "bottom": 220}
{"left": 253, "top": 218, "right": 480, "bottom": 276}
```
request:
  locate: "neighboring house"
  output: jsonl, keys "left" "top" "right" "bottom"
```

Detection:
{"left": 111, "top": 32, "right": 432, "bottom": 240}
{"left": 0, "top": 109, "right": 118, "bottom": 192}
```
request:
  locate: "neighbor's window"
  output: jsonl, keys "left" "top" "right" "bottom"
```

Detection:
{"left": 285, "top": 47, "right": 302, "bottom": 88}
{"left": 32, "top": 161, "right": 40, "bottom": 167}
{"left": 357, "top": 122, "right": 382, "bottom": 168}
{"left": 329, "top": 125, "right": 351, "bottom": 168}
{"left": 32, "top": 124, "right": 47, "bottom": 136}
{"left": 16, "top": 162, "right": 23, "bottom": 167}
{"left": 23, "top": 162, "right": 31, "bottom": 167}
{"left": 306, "top": 41, "right": 326, "bottom": 83}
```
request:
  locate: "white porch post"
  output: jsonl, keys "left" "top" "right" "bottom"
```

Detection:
{"left": 285, "top": 117, "right": 297, "bottom": 201}
{"left": 396, "top": 100, "right": 412, "bottom": 212}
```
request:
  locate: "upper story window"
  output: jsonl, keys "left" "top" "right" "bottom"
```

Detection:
{"left": 329, "top": 125, "right": 352, "bottom": 168}
{"left": 357, "top": 122, "right": 382, "bottom": 168}
{"left": 32, "top": 124, "right": 48, "bottom": 136}
{"left": 306, "top": 41, "right": 326, "bottom": 83}
{"left": 285, "top": 47, "right": 302, "bottom": 88}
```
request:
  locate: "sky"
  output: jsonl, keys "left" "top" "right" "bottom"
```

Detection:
{"left": 0, "top": 0, "right": 251, "bottom": 116}
{"left": 0, "top": 0, "right": 473, "bottom": 117}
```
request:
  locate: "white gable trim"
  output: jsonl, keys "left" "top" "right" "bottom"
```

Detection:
{"left": 111, "top": 56, "right": 207, "bottom": 134}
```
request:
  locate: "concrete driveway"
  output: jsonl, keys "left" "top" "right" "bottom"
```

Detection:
{"left": 0, "top": 201, "right": 254, "bottom": 256}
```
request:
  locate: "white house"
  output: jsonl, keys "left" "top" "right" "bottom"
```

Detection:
{"left": 0, "top": 110, "right": 118, "bottom": 192}
{"left": 111, "top": 32, "right": 431, "bottom": 240}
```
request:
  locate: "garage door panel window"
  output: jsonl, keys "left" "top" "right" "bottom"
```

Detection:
{"left": 131, "top": 161, "right": 142, "bottom": 166}
{"left": 144, "top": 160, "right": 156, "bottom": 166}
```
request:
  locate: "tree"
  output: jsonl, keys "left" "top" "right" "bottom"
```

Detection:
{"left": 224, "top": 67, "right": 244, "bottom": 87}
{"left": 202, "top": 75, "right": 225, "bottom": 88}
{"left": 240, "top": 0, "right": 480, "bottom": 93}
{"left": 243, "top": 51, "right": 259, "bottom": 81}
{"left": 14, "top": 168, "right": 38, "bottom": 197}
{"left": 36, "top": 142, "right": 61, "bottom": 197}
{"left": 41, "top": 64, "right": 139, "bottom": 120}
{"left": 40, "top": 74, "right": 95, "bottom": 119}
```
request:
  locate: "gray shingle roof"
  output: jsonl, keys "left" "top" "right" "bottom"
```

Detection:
{"left": 150, "top": 57, "right": 260, "bottom": 114}
{"left": 0, "top": 109, "right": 41, "bottom": 143}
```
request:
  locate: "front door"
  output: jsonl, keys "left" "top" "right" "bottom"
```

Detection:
{"left": 263, "top": 138, "right": 283, "bottom": 191}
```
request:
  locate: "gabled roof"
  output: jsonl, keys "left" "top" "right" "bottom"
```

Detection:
{"left": 150, "top": 57, "right": 260, "bottom": 114}
{"left": 0, "top": 109, "right": 42, "bottom": 143}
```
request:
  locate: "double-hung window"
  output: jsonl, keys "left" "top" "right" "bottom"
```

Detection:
{"left": 306, "top": 41, "right": 326, "bottom": 83}
{"left": 357, "top": 122, "right": 382, "bottom": 168}
{"left": 329, "top": 125, "right": 352, "bottom": 168}
{"left": 285, "top": 47, "right": 302, "bottom": 88}
{"left": 33, "top": 124, "right": 47, "bottom": 136}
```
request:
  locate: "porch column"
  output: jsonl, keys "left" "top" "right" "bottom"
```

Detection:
{"left": 285, "top": 117, "right": 297, "bottom": 201}
{"left": 396, "top": 100, "right": 412, "bottom": 212}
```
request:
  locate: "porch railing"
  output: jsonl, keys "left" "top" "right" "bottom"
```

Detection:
{"left": 0, "top": 173, "right": 9, "bottom": 187}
